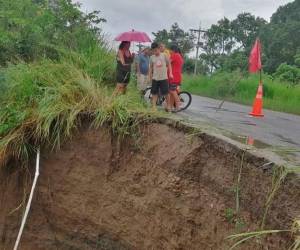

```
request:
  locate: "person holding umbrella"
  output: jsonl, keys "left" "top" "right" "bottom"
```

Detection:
{"left": 114, "top": 41, "right": 134, "bottom": 95}
{"left": 114, "top": 30, "right": 151, "bottom": 95}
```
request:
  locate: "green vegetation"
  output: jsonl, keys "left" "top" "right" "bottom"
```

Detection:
{"left": 227, "top": 229, "right": 291, "bottom": 250}
{"left": 182, "top": 72, "right": 300, "bottom": 115}
{"left": 0, "top": 0, "right": 298, "bottom": 168}
{"left": 152, "top": 23, "right": 195, "bottom": 55}
{"left": 0, "top": 57, "right": 147, "bottom": 166}
{"left": 0, "top": 0, "right": 148, "bottom": 166}
{"left": 224, "top": 151, "right": 247, "bottom": 232}
{"left": 153, "top": 0, "right": 300, "bottom": 76}
{"left": 224, "top": 208, "right": 235, "bottom": 223}
{"left": 153, "top": 0, "right": 300, "bottom": 111}
{"left": 227, "top": 166, "right": 300, "bottom": 249}
{"left": 261, "top": 166, "right": 288, "bottom": 230}
{"left": 274, "top": 63, "right": 300, "bottom": 86}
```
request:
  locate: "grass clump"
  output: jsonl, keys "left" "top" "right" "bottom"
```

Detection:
{"left": 227, "top": 166, "right": 300, "bottom": 249}
{"left": 0, "top": 0, "right": 150, "bottom": 167}
{"left": 0, "top": 60, "right": 148, "bottom": 167}
{"left": 182, "top": 72, "right": 300, "bottom": 115}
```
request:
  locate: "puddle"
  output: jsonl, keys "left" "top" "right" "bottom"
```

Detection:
{"left": 179, "top": 117, "right": 300, "bottom": 164}
{"left": 225, "top": 133, "right": 270, "bottom": 149}
{"left": 226, "top": 132, "right": 300, "bottom": 163}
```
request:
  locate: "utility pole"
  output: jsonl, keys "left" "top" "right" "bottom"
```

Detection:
{"left": 190, "top": 24, "right": 207, "bottom": 75}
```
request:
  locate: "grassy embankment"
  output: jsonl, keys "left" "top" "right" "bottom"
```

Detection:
{"left": 182, "top": 73, "right": 300, "bottom": 115}
{"left": 0, "top": 0, "right": 150, "bottom": 167}
{"left": 0, "top": 58, "right": 149, "bottom": 167}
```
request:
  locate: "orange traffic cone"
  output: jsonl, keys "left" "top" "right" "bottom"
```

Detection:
{"left": 249, "top": 84, "right": 264, "bottom": 117}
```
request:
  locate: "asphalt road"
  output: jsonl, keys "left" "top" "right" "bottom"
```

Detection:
{"left": 179, "top": 95, "right": 300, "bottom": 165}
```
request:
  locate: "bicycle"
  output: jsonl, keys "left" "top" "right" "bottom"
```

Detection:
{"left": 143, "top": 85, "right": 192, "bottom": 112}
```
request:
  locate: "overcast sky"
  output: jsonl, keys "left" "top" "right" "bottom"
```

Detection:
{"left": 77, "top": 0, "right": 293, "bottom": 42}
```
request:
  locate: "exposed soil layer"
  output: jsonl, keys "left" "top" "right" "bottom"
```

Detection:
{"left": 1, "top": 121, "right": 300, "bottom": 250}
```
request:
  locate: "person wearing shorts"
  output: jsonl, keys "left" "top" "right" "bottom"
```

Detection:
{"left": 149, "top": 42, "right": 173, "bottom": 111}
{"left": 169, "top": 44, "right": 184, "bottom": 111}
{"left": 114, "top": 41, "right": 134, "bottom": 95}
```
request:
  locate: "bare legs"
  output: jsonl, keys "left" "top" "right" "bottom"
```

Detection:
{"left": 152, "top": 95, "right": 158, "bottom": 111}
{"left": 152, "top": 94, "right": 173, "bottom": 112}
{"left": 169, "top": 93, "right": 174, "bottom": 110}
{"left": 113, "top": 83, "right": 126, "bottom": 96}
{"left": 169, "top": 90, "right": 181, "bottom": 110}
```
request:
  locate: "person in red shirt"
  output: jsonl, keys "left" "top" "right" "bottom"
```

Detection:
{"left": 169, "top": 44, "right": 184, "bottom": 111}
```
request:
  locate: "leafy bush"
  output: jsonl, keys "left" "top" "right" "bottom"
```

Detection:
{"left": 295, "top": 53, "right": 300, "bottom": 67}
{"left": 273, "top": 63, "right": 300, "bottom": 85}
{"left": 0, "top": 0, "right": 113, "bottom": 72}
{"left": 183, "top": 57, "right": 209, "bottom": 75}
{"left": 0, "top": 0, "right": 116, "bottom": 83}
{"left": 218, "top": 51, "right": 248, "bottom": 73}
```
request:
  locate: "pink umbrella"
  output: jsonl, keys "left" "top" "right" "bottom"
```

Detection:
{"left": 115, "top": 30, "right": 151, "bottom": 43}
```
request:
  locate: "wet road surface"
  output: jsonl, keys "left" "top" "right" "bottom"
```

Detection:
{"left": 179, "top": 95, "right": 300, "bottom": 165}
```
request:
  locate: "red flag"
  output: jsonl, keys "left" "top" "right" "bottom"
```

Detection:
{"left": 249, "top": 39, "right": 262, "bottom": 73}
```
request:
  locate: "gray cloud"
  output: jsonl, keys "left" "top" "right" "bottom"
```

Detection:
{"left": 77, "top": 0, "right": 293, "bottom": 42}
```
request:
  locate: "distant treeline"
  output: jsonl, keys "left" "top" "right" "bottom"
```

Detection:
{"left": 153, "top": 0, "right": 300, "bottom": 85}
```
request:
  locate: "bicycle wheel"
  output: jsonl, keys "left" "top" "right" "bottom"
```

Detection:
{"left": 178, "top": 91, "right": 192, "bottom": 111}
{"left": 143, "top": 86, "right": 152, "bottom": 105}
{"left": 143, "top": 87, "right": 165, "bottom": 106}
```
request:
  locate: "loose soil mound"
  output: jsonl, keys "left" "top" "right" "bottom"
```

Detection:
{"left": 1, "top": 121, "right": 300, "bottom": 250}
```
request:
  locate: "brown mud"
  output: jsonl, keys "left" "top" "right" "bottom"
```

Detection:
{"left": 1, "top": 120, "right": 300, "bottom": 250}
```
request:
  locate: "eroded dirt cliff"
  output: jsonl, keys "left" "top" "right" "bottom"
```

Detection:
{"left": 1, "top": 122, "right": 299, "bottom": 250}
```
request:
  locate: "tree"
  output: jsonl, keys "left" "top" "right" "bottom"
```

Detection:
{"left": 219, "top": 51, "right": 248, "bottom": 72}
{"left": 295, "top": 52, "right": 300, "bottom": 67}
{"left": 271, "top": 0, "right": 300, "bottom": 24}
{"left": 260, "top": 21, "right": 300, "bottom": 73}
{"left": 274, "top": 63, "right": 300, "bottom": 85}
{"left": 183, "top": 57, "right": 209, "bottom": 75}
{"left": 0, "top": 0, "right": 106, "bottom": 65}
{"left": 152, "top": 29, "right": 169, "bottom": 46}
{"left": 211, "top": 18, "right": 235, "bottom": 54}
{"left": 231, "top": 13, "right": 267, "bottom": 51}
{"left": 152, "top": 0, "right": 300, "bottom": 76}
{"left": 199, "top": 18, "right": 235, "bottom": 72}
{"left": 261, "top": 0, "right": 300, "bottom": 73}
{"left": 152, "top": 23, "right": 195, "bottom": 55}
{"left": 199, "top": 13, "right": 266, "bottom": 73}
